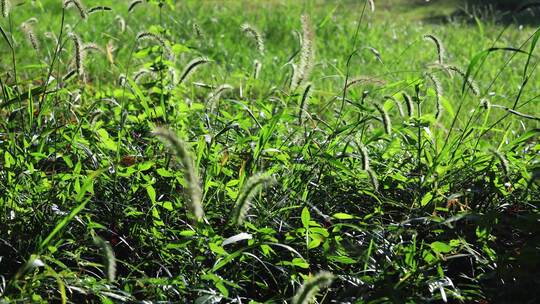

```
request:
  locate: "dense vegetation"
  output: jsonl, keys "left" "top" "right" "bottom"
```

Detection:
{"left": 1, "top": 0, "right": 539, "bottom": 303}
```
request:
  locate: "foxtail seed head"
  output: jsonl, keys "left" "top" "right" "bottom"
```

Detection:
{"left": 136, "top": 31, "right": 172, "bottom": 59}
{"left": 128, "top": 0, "right": 143, "bottom": 13}
{"left": 385, "top": 95, "right": 404, "bottom": 117}
{"left": 253, "top": 59, "right": 262, "bottom": 79}
{"left": 291, "top": 15, "right": 315, "bottom": 90}
{"left": 292, "top": 271, "right": 334, "bottom": 304}
{"left": 298, "top": 83, "right": 312, "bottom": 126}
{"left": 374, "top": 103, "right": 392, "bottom": 135}
{"left": 133, "top": 68, "right": 157, "bottom": 83}
{"left": 359, "top": 144, "right": 370, "bottom": 171}
{"left": 231, "top": 173, "right": 275, "bottom": 226}
{"left": 92, "top": 235, "right": 116, "bottom": 282}
{"left": 68, "top": 32, "right": 84, "bottom": 80}
{"left": 367, "top": 169, "right": 379, "bottom": 191}
{"left": 491, "top": 149, "right": 510, "bottom": 177}
{"left": 425, "top": 72, "right": 443, "bottom": 119}
{"left": 241, "top": 23, "right": 265, "bottom": 55}
{"left": 402, "top": 92, "right": 414, "bottom": 117}
{"left": 424, "top": 34, "right": 445, "bottom": 65}
{"left": 447, "top": 65, "right": 480, "bottom": 96}
{"left": 153, "top": 128, "right": 204, "bottom": 221}
{"left": 21, "top": 18, "right": 40, "bottom": 51}
{"left": 367, "top": 0, "right": 375, "bottom": 12}
{"left": 480, "top": 98, "right": 491, "bottom": 110}
{"left": 192, "top": 22, "right": 203, "bottom": 38}
{"left": 83, "top": 42, "right": 104, "bottom": 54}
{"left": 115, "top": 15, "right": 126, "bottom": 33}
{"left": 345, "top": 76, "right": 386, "bottom": 90}
{"left": 136, "top": 31, "right": 166, "bottom": 46}
{"left": 64, "top": 0, "right": 87, "bottom": 20}
{"left": 1, "top": 0, "right": 10, "bottom": 18}
{"left": 207, "top": 84, "right": 233, "bottom": 112}
{"left": 87, "top": 6, "right": 112, "bottom": 15}
{"left": 178, "top": 57, "right": 211, "bottom": 84}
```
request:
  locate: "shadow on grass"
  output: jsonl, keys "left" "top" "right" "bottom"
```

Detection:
{"left": 417, "top": 0, "right": 540, "bottom": 26}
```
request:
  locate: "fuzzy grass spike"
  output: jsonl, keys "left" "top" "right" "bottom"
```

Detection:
{"left": 298, "top": 83, "right": 312, "bottom": 126}
{"left": 153, "top": 128, "right": 204, "bottom": 221}
{"left": 241, "top": 23, "right": 265, "bottom": 55}
{"left": 178, "top": 57, "right": 211, "bottom": 84}
{"left": 128, "top": 0, "right": 143, "bottom": 13}
{"left": 374, "top": 103, "right": 392, "bottom": 135}
{"left": 93, "top": 235, "right": 116, "bottom": 282}
{"left": 231, "top": 173, "right": 275, "bottom": 226}
{"left": 402, "top": 92, "right": 414, "bottom": 117}
{"left": 64, "top": 0, "right": 87, "bottom": 20}
{"left": 21, "top": 18, "right": 40, "bottom": 51}
{"left": 424, "top": 34, "right": 445, "bottom": 65}
{"left": 425, "top": 72, "right": 443, "bottom": 119}
{"left": 291, "top": 15, "right": 315, "bottom": 90}
{"left": 1, "top": 0, "right": 10, "bottom": 18}
{"left": 68, "top": 32, "right": 84, "bottom": 80}
{"left": 292, "top": 271, "right": 334, "bottom": 304}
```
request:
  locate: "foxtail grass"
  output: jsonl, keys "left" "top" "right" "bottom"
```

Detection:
{"left": 298, "top": 83, "right": 312, "bottom": 126}
{"left": 21, "top": 18, "right": 40, "bottom": 52}
{"left": 231, "top": 173, "right": 275, "bottom": 226}
{"left": 136, "top": 31, "right": 173, "bottom": 60}
{"left": 117, "top": 73, "right": 127, "bottom": 86}
{"left": 385, "top": 95, "right": 404, "bottom": 117}
{"left": 92, "top": 235, "right": 116, "bottom": 282}
{"left": 178, "top": 57, "right": 211, "bottom": 84}
{"left": 68, "top": 32, "right": 84, "bottom": 80}
{"left": 367, "top": 169, "right": 379, "bottom": 191}
{"left": 63, "top": 69, "right": 77, "bottom": 82}
{"left": 425, "top": 72, "right": 443, "bottom": 119}
{"left": 446, "top": 65, "right": 480, "bottom": 95}
{"left": 424, "top": 34, "right": 445, "bottom": 64}
{"left": 291, "top": 15, "right": 315, "bottom": 90}
{"left": 133, "top": 68, "right": 156, "bottom": 83}
{"left": 64, "top": 0, "right": 87, "bottom": 20}
{"left": 292, "top": 271, "right": 334, "bottom": 304}
{"left": 253, "top": 59, "right": 262, "bottom": 79}
{"left": 128, "top": 0, "right": 143, "bottom": 13}
{"left": 193, "top": 22, "right": 203, "bottom": 38}
{"left": 88, "top": 6, "right": 112, "bottom": 15}
{"left": 83, "top": 42, "right": 104, "bottom": 54}
{"left": 367, "top": 0, "right": 375, "bottom": 12}
{"left": 153, "top": 128, "right": 204, "bottom": 221}
{"left": 207, "top": 84, "right": 233, "bottom": 111}
{"left": 480, "top": 98, "right": 491, "bottom": 110}
{"left": 491, "top": 149, "right": 510, "bottom": 177}
{"left": 374, "top": 103, "right": 392, "bottom": 135}
{"left": 345, "top": 76, "right": 386, "bottom": 90}
{"left": 106, "top": 40, "right": 115, "bottom": 64}
{"left": 115, "top": 15, "right": 126, "bottom": 33}
{"left": 241, "top": 23, "right": 265, "bottom": 55}
{"left": 360, "top": 144, "right": 370, "bottom": 171}
{"left": 1, "top": 0, "right": 10, "bottom": 18}
{"left": 402, "top": 92, "right": 414, "bottom": 117}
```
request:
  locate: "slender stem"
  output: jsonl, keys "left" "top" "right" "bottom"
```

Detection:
{"left": 336, "top": 1, "right": 367, "bottom": 127}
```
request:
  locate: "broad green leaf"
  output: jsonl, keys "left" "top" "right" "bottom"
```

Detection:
{"left": 209, "top": 243, "right": 228, "bottom": 255}
{"left": 157, "top": 167, "right": 174, "bottom": 177}
{"left": 421, "top": 192, "right": 433, "bottom": 206}
{"left": 430, "top": 241, "right": 453, "bottom": 254}
{"left": 146, "top": 185, "right": 156, "bottom": 203}
{"left": 333, "top": 213, "right": 355, "bottom": 220}
{"left": 301, "top": 207, "right": 310, "bottom": 228}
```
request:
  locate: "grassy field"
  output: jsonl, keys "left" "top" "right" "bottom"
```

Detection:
{"left": 1, "top": 0, "right": 539, "bottom": 303}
